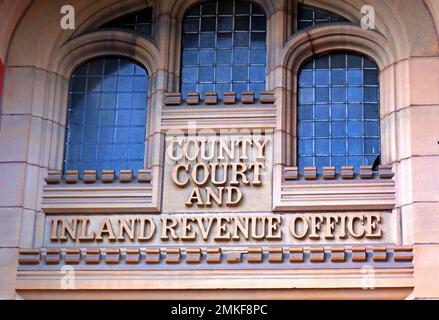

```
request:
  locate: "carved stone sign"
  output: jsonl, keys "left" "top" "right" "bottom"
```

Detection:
{"left": 42, "top": 131, "right": 399, "bottom": 247}
{"left": 162, "top": 133, "right": 273, "bottom": 213}
{"left": 44, "top": 211, "right": 396, "bottom": 246}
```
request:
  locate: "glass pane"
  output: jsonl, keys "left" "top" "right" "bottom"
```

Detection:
{"left": 347, "top": 70, "right": 362, "bottom": 85}
{"left": 200, "top": 49, "right": 216, "bottom": 65}
{"left": 298, "top": 105, "right": 313, "bottom": 121}
{"left": 299, "top": 88, "right": 314, "bottom": 104}
{"left": 184, "top": 18, "right": 199, "bottom": 33}
{"left": 332, "top": 139, "right": 346, "bottom": 154}
{"left": 217, "top": 33, "right": 233, "bottom": 49}
{"left": 235, "top": 16, "right": 250, "bottom": 31}
{"left": 234, "top": 32, "right": 250, "bottom": 46}
{"left": 200, "top": 33, "right": 215, "bottom": 48}
{"left": 332, "top": 121, "right": 346, "bottom": 137}
{"left": 299, "top": 70, "right": 313, "bottom": 87}
{"left": 218, "top": 17, "right": 233, "bottom": 32}
{"left": 298, "top": 139, "right": 313, "bottom": 155}
{"left": 217, "top": 50, "right": 232, "bottom": 64}
{"left": 331, "top": 53, "right": 346, "bottom": 68}
{"left": 250, "top": 50, "right": 265, "bottom": 64}
{"left": 315, "top": 104, "right": 329, "bottom": 120}
{"left": 315, "top": 122, "right": 330, "bottom": 137}
{"left": 316, "top": 87, "right": 329, "bottom": 102}
{"left": 201, "top": 17, "right": 216, "bottom": 32}
{"left": 216, "top": 66, "right": 232, "bottom": 82}
{"left": 199, "top": 67, "right": 214, "bottom": 81}
{"left": 315, "top": 70, "right": 329, "bottom": 85}
{"left": 347, "top": 54, "right": 363, "bottom": 68}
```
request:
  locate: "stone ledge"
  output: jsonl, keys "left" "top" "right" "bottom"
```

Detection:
{"left": 283, "top": 165, "right": 394, "bottom": 182}
{"left": 277, "top": 165, "right": 396, "bottom": 211}
{"left": 45, "top": 169, "right": 153, "bottom": 185}
{"left": 163, "top": 91, "right": 276, "bottom": 106}
{"left": 18, "top": 245, "right": 413, "bottom": 269}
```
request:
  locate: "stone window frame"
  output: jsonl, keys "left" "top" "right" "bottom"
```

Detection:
{"left": 43, "top": 30, "right": 163, "bottom": 213}
{"left": 280, "top": 24, "right": 394, "bottom": 166}
{"left": 70, "top": 1, "right": 157, "bottom": 41}
{"left": 272, "top": 23, "right": 397, "bottom": 212}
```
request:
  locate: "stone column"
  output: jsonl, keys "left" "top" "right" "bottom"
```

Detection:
{"left": 392, "top": 57, "right": 439, "bottom": 299}
{"left": 0, "top": 64, "right": 68, "bottom": 299}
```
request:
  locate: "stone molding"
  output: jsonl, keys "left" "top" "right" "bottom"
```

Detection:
{"left": 44, "top": 169, "right": 153, "bottom": 185}
{"left": 163, "top": 91, "right": 276, "bottom": 106}
{"left": 41, "top": 169, "right": 159, "bottom": 214}
{"left": 161, "top": 93, "right": 277, "bottom": 131}
{"left": 52, "top": 30, "right": 160, "bottom": 78}
{"left": 274, "top": 165, "right": 396, "bottom": 211}
{"left": 18, "top": 245, "right": 413, "bottom": 269}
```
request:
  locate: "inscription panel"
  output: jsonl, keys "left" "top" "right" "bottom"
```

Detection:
{"left": 162, "top": 133, "right": 273, "bottom": 213}
{"left": 44, "top": 211, "right": 397, "bottom": 247}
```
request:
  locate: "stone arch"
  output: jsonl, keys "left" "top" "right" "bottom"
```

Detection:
{"left": 53, "top": 30, "right": 160, "bottom": 80}
{"left": 301, "top": 0, "right": 439, "bottom": 59}
{"left": 169, "top": 0, "right": 277, "bottom": 20}
{"left": 282, "top": 25, "right": 394, "bottom": 91}
{"left": 70, "top": 0, "right": 155, "bottom": 40}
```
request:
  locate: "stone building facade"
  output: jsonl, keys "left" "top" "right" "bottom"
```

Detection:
{"left": 0, "top": 0, "right": 439, "bottom": 299}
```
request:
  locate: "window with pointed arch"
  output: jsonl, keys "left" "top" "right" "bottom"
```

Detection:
{"left": 64, "top": 57, "right": 149, "bottom": 174}
{"left": 296, "top": 52, "right": 381, "bottom": 173}
{"left": 181, "top": 0, "right": 267, "bottom": 99}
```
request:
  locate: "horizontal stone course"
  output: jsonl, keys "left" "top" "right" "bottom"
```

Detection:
{"left": 44, "top": 169, "right": 153, "bottom": 185}
{"left": 283, "top": 165, "right": 395, "bottom": 182}
{"left": 18, "top": 246, "right": 413, "bottom": 268}
{"left": 163, "top": 91, "right": 276, "bottom": 106}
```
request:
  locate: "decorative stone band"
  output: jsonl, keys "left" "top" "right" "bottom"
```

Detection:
{"left": 18, "top": 246, "right": 413, "bottom": 270}
{"left": 163, "top": 92, "right": 276, "bottom": 106}
{"left": 283, "top": 165, "right": 394, "bottom": 181}
{"left": 45, "top": 169, "right": 153, "bottom": 185}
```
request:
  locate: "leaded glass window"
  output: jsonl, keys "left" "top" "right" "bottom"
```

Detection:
{"left": 298, "top": 4, "right": 348, "bottom": 30}
{"left": 64, "top": 57, "right": 148, "bottom": 174}
{"left": 100, "top": 8, "right": 153, "bottom": 37}
{"left": 181, "top": 0, "right": 266, "bottom": 99}
{"left": 297, "top": 52, "right": 381, "bottom": 173}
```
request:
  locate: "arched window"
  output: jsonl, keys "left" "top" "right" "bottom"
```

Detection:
{"left": 298, "top": 4, "right": 348, "bottom": 30}
{"left": 100, "top": 8, "right": 153, "bottom": 37}
{"left": 297, "top": 52, "right": 380, "bottom": 173}
{"left": 64, "top": 57, "right": 148, "bottom": 174}
{"left": 181, "top": 0, "right": 266, "bottom": 99}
